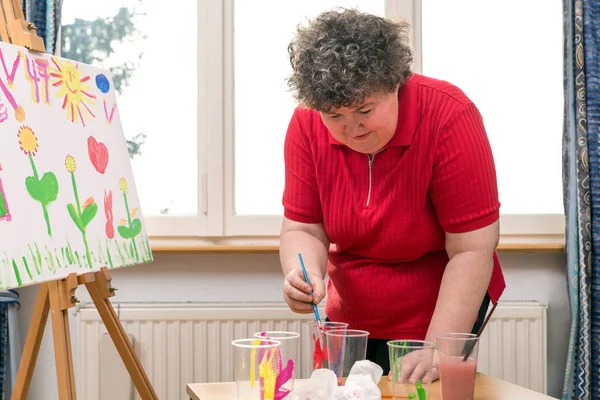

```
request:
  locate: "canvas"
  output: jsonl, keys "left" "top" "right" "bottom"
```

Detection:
{"left": 0, "top": 41, "right": 152, "bottom": 290}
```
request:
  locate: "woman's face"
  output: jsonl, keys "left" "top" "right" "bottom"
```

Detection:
{"left": 319, "top": 88, "right": 399, "bottom": 154}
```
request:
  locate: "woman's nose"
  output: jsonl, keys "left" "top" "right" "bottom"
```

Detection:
{"left": 346, "top": 123, "right": 362, "bottom": 137}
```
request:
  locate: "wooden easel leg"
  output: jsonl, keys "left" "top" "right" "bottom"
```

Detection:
{"left": 79, "top": 269, "right": 158, "bottom": 400}
{"left": 11, "top": 283, "right": 50, "bottom": 400}
{"left": 48, "top": 277, "right": 78, "bottom": 399}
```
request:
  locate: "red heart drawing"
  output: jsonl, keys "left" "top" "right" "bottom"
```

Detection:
{"left": 88, "top": 136, "right": 109, "bottom": 174}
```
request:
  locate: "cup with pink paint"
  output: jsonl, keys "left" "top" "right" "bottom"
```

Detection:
{"left": 231, "top": 338, "right": 282, "bottom": 400}
{"left": 436, "top": 333, "right": 480, "bottom": 400}
{"left": 307, "top": 321, "right": 349, "bottom": 371}
{"left": 253, "top": 331, "right": 300, "bottom": 397}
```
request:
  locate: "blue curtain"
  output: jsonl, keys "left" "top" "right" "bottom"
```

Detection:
{"left": 562, "top": 0, "right": 600, "bottom": 399}
{"left": 20, "top": 0, "right": 63, "bottom": 55}
{"left": 0, "top": 291, "right": 21, "bottom": 400}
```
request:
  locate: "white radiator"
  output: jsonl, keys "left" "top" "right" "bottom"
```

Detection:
{"left": 75, "top": 301, "right": 547, "bottom": 400}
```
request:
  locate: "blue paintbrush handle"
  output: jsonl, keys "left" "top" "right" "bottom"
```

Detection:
{"left": 298, "top": 253, "right": 323, "bottom": 327}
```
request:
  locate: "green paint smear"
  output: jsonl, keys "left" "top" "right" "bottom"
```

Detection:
{"left": 21, "top": 256, "right": 32, "bottom": 280}
{"left": 11, "top": 259, "right": 22, "bottom": 287}
{"left": 0, "top": 189, "right": 8, "bottom": 217}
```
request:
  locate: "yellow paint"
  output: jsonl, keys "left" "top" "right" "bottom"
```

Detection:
{"left": 258, "top": 348, "right": 277, "bottom": 400}
{"left": 20, "top": 54, "right": 50, "bottom": 104}
{"left": 250, "top": 339, "right": 260, "bottom": 388}
{"left": 17, "top": 126, "right": 38, "bottom": 155}
{"left": 50, "top": 58, "right": 96, "bottom": 125}
{"left": 15, "top": 106, "right": 25, "bottom": 122}
{"left": 82, "top": 197, "right": 94, "bottom": 209}
{"left": 119, "top": 178, "right": 128, "bottom": 194}
{"left": 65, "top": 155, "right": 76, "bottom": 173}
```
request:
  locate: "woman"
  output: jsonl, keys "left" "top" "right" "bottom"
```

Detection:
{"left": 279, "top": 8, "right": 505, "bottom": 379}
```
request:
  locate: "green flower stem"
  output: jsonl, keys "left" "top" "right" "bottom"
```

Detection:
{"left": 122, "top": 192, "right": 139, "bottom": 261}
{"left": 71, "top": 172, "right": 91, "bottom": 268}
{"left": 71, "top": 172, "right": 82, "bottom": 215}
{"left": 30, "top": 155, "right": 51, "bottom": 236}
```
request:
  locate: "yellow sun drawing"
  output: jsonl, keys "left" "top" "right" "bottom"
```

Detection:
{"left": 18, "top": 126, "right": 39, "bottom": 156}
{"left": 50, "top": 58, "right": 97, "bottom": 127}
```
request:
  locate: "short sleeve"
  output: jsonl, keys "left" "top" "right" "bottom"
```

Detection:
{"left": 429, "top": 103, "right": 500, "bottom": 233}
{"left": 282, "top": 108, "right": 323, "bottom": 224}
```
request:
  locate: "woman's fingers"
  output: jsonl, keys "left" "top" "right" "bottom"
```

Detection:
{"left": 399, "top": 356, "right": 418, "bottom": 382}
{"left": 392, "top": 350, "right": 433, "bottom": 383}
{"left": 408, "top": 365, "right": 428, "bottom": 384}
{"left": 283, "top": 269, "right": 324, "bottom": 313}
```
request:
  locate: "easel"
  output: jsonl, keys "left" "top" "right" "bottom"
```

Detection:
{"left": 12, "top": 268, "right": 158, "bottom": 399}
{"left": 1, "top": 3, "right": 158, "bottom": 399}
{"left": 0, "top": 0, "right": 45, "bottom": 51}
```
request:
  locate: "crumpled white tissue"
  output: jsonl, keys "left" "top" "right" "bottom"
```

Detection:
{"left": 288, "top": 360, "right": 383, "bottom": 400}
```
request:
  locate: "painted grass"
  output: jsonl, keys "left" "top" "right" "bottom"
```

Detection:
{"left": 0, "top": 235, "right": 153, "bottom": 288}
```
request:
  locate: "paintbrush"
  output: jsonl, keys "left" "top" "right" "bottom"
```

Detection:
{"left": 463, "top": 301, "right": 498, "bottom": 361}
{"left": 297, "top": 253, "right": 324, "bottom": 333}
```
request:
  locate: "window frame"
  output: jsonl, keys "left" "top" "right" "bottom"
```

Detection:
{"left": 146, "top": 0, "right": 565, "bottom": 247}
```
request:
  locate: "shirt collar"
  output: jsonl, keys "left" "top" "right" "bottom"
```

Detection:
{"left": 328, "top": 74, "right": 419, "bottom": 146}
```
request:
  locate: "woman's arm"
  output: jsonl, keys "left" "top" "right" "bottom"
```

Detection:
{"left": 279, "top": 217, "right": 330, "bottom": 313}
{"left": 424, "top": 220, "right": 498, "bottom": 343}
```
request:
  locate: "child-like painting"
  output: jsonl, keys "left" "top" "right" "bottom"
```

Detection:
{"left": 0, "top": 41, "right": 152, "bottom": 290}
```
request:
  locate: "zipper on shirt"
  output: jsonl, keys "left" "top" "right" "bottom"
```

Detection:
{"left": 366, "top": 149, "right": 384, "bottom": 207}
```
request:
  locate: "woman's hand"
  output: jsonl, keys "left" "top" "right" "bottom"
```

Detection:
{"left": 283, "top": 268, "right": 326, "bottom": 313}
{"left": 388, "top": 349, "right": 440, "bottom": 384}
{"left": 279, "top": 217, "right": 330, "bottom": 314}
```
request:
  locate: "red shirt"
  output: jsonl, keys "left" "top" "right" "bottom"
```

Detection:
{"left": 282, "top": 73, "right": 505, "bottom": 339}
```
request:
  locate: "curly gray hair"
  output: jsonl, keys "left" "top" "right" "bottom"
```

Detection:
{"left": 287, "top": 8, "right": 413, "bottom": 112}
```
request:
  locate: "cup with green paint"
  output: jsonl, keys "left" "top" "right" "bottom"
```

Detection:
{"left": 387, "top": 340, "right": 435, "bottom": 400}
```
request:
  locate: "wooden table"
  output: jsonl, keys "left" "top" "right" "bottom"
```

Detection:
{"left": 187, "top": 373, "right": 558, "bottom": 399}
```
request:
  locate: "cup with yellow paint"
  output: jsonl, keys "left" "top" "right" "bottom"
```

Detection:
{"left": 232, "top": 338, "right": 282, "bottom": 400}
{"left": 253, "top": 331, "right": 300, "bottom": 396}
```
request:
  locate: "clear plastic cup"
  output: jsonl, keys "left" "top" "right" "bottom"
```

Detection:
{"left": 253, "top": 330, "right": 300, "bottom": 396}
{"left": 307, "top": 321, "right": 349, "bottom": 371}
{"left": 324, "top": 329, "right": 369, "bottom": 382}
{"left": 437, "top": 333, "right": 480, "bottom": 400}
{"left": 387, "top": 340, "right": 435, "bottom": 400}
{"left": 231, "top": 338, "right": 281, "bottom": 400}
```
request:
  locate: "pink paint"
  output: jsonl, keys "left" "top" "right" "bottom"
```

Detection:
{"left": 439, "top": 356, "right": 477, "bottom": 400}
{"left": 82, "top": 100, "right": 96, "bottom": 119}
{"left": 23, "top": 55, "right": 40, "bottom": 103}
{"left": 88, "top": 136, "right": 109, "bottom": 174}
{"left": 0, "top": 165, "right": 11, "bottom": 222}
{"left": 0, "top": 77, "right": 18, "bottom": 111}
{"left": 104, "top": 99, "right": 116, "bottom": 123}
{"left": 0, "top": 49, "right": 20, "bottom": 86}
{"left": 0, "top": 99, "right": 7, "bottom": 123}
{"left": 104, "top": 190, "right": 114, "bottom": 238}
{"left": 35, "top": 59, "right": 50, "bottom": 103}
{"left": 274, "top": 359, "right": 294, "bottom": 400}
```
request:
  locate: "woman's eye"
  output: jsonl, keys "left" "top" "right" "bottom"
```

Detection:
{"left": 359, "top": 109, "right": 372, "bottom": 115}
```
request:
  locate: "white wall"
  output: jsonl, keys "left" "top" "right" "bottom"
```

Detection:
{"left": 16, "top": 252, "right": 570, "bottom": 399}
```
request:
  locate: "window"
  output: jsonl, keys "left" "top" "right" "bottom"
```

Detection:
{"left": 225, "top": 0, "right": 565, "bottom": 240}
{"left": 60, "top": 0, "right": 565, "bottom": 245}
{"left": 233, "top": 1, "right": 386, "bottom": 217}
{"left": 61, "top": 0, "right": 204, "bottom": 237}
{"left": 420, "top": 0, "right": 564, "bottom": 216}
{"left": 226, "top": 0, "right": 387, "bottom": 235}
